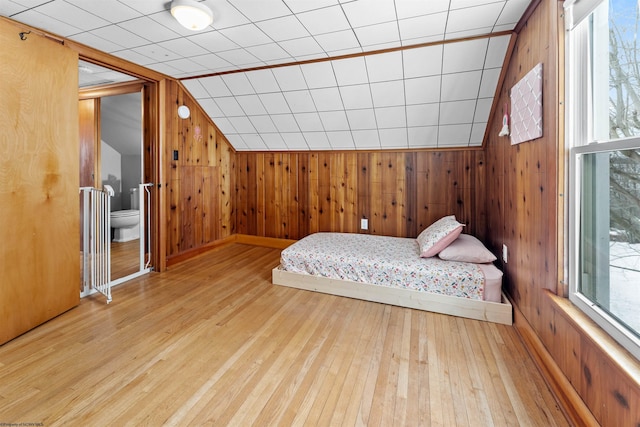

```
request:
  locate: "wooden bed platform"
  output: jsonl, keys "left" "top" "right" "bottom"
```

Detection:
{"left": 272, "top": 266, "right": 513, "bottom": 325}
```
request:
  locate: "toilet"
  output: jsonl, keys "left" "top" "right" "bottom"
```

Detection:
{"left": 110, "top": 188, "right": 140, "bottom": 242}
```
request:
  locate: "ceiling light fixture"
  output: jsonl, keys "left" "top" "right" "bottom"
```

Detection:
{"left": 171, "top": 0, "right": 213, "bottom": 31}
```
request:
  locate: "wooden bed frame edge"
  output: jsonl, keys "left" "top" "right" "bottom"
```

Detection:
{"left": 272, "top": 266, "right": 513, "bottom": 325}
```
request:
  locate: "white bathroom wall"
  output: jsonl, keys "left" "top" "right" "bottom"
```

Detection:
{"left": 101, "top": 140, "right": 122, "bottom": 211}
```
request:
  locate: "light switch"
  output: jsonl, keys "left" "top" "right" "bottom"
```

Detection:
{"left": 361, "top": 218, "right": 368, "bottom": 230}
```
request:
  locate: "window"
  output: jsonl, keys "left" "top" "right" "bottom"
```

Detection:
{"left": 567, "top": 0, "right": 640, "bottom": 359}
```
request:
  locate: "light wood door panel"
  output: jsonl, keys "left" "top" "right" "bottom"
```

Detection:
{"left": 0, "top": 20, "right": 80, "bottom": 344}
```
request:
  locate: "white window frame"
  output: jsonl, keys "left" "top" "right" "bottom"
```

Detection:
{"left": 566, "top": 0, "right": 640, "bottom": 360}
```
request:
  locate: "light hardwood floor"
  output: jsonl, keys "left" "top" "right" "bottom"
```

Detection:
{"left": 111, "top": 239, "right": 142, "bottom": 280}
{"left": 0, "top": 244, "right": 569, "bottom": 426}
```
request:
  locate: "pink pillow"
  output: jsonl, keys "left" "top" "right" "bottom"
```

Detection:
{"left": 416, "top": 215, "right": 464, "bottom": 258}
{"left": 438, "top": 234, "right": 497, "bottom": 263}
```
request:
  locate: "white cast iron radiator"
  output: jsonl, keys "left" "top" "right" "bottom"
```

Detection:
{"left": 79, "top": 185, "right": 114, "bottom": 303}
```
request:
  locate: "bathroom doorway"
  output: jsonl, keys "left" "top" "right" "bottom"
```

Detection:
{"left": 100, "top": 92, "right": 150, "bottom": 282}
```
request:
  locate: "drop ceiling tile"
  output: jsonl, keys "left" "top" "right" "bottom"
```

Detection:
{"left": 119, "top": 0, "right": 166, "bottom": 14}
{"left": 272, "top": 66, "right": 307, "bottom": 91}
{"left": 219, "top": 24, "right": 272, "bottom": 48}
{"left": 248, "top": 115, "right": 278, "bottom": 133}
{"left": 440, "top": 70, "right": 481, "bottom": 102}
{"left": 272, "top": 114, "right": 301, "bottom": 132}
{"left": 493, "top": 23, "right": 516, "bottom": 32}
{"left": 148, "top": 10, "right": 200, "bottom": 37}
{"left": 259, "top": 93, "right": 291, "bottom": 113}
{"left": 406, "top": 103, "right": 440, "bottom": 127}
{"left": 395, "top": 0, "right": 450, "bottom": 19}
{"left": 221, "top": 74, "right": 255, "bottom": 95}
{"left": 486, "top": 35, "right": 510, "bottom": 68}
{"left": 398, "top": 12, "right": 447, "bottom": 42}
{"left": 319, "top": 110, "right": 350, "bottom": 131}
{"left": 444, "top": 27, "right": 493, "bottom": 40}
{"left": 327, "top": 131, "right": 355, "bottom": 149}
{"left": 227, "top": 0, "right": 292, "bottom": 22}
{"left": 450, "top": 0, "right": 502, "bottom": 8}
{"left": 191, "top": 53, "right": 233, "bottom": 71}
{"left": 352, "top": 129, "right": 381, "bottom": 149}
{"left": 295, "top": 112, "right": 324, "bottom": 131}
{"left": 375, "top": 106, "right": 406, "bottom": 128}
{"left": 145, "top": 62, "right": 182, "bottom": 76}
{"left": 257, "top": 15, "right": 310, "bottom": 41}
{"left": 408, "top": 126, "right": 438, "bottom": 148}
{"left": 301, "top": 62, "right": 337, "bottom": 89}
{"left": 282, "top": 132, "right": 310, "bottom": 150}
{"left": 402, "top": 45, "right": 443, "bottom": 79}
{"left": 189, "top": 71, "right": 224, "bottom": 92}
{"left": 303, "top": 132, "right": 332, "bottom": 150}
{"left": 18, "top": 12, "right": 81, "bottom": 38}
{"left": 216, "top": 49, "right": 261, "bottom": 66}
{"left": 118, "top": 16, "right": 181, "bottom": 42}
{"left": 438, "top": 124, "right": 472, "bottom": 147}
{"left": 228, "top": 116, "right": 257, "bottom": 133}
{"left": 182, "top": 80, "right": 209, "bottom": 99}
{"left": 279, "top": 36, "right": 325, "bottom": 57}
{"left": 246, "top": 43, "right": 292, "bottom": 62}
{"left": 33, "top": 1, "right": 110, "bottom": 31}
{"left": 354, "top": 22, "right": 400, "bottom": 48}
{"left": 310, "top": 87, "right": 343, "bottom": 111}
{"left": 346, "top": 109, "right": 377, "bottom": 130}
{"left": 214, "top": 118, "right": 237, "bottom": 134}
{"left": 235, "top": 94, "right": 267, "bottom": 115}
{"left": 378, "top": 128, "right": 408, "bottom": 148}
{"left": 365, "top": 51, "right": 403, "bottom": 83}
{"left": 470, "top": 122, "right": 487, "bottom": 145}
{"left": 113, "top": 50, "right": 156, "bottom": 66}
{"left": 163, "top": 58, "right": 207, "bottom": 74}
{"left": 474, "top": 97, "right": 494, "bottom": 123}
{"left": 91, "top": 25, "right": 150, "bottom": 49}
{"left": 66, "top": 0, "right": 142, "bottom": 23}
{"left": 285, "top": 0, "right": 339, "bottom": 13}
{"left": 370, "top": 80, "right": 405, "bottom": 107}
{"left": 206, "top": 0, "right": 251, "bottom": 29}
{"left": 439, "top": 100, "right": 476, "bottom": 125}
{"left": 332, "top": 56, "right": 369, "bottom": 86}
{"left": 260, "top": 133, "right": 289, "bottom": 150}
{"left": 214, "top": 96, "right": 245, "bottom": 116}
{"left": 283, "top": 90, "right": 316, "bottom": 113}
{"left": 69, "top": 32, "right": 123, "bottom": 53}
{"left": 446, "top": 3, "right": 504, "bottom": 34}
{"left": 187, "top": 31, "right": 239, "bottom": 53}
{"left": 442, "top": 38, "right": 488, "bottom": 74}
{"left": 340, "top": 84, "right": 373, "bottom": 110}
{"left": 227, "top": 134, "right": 248, "bottom": 150}
{"left": 246, "top": 69, "right": 279, "bottom": 93}
{"left": 342, "top": 0, "right": 396, "bottom": 28}
{"left": 496, "top": 0, "right": 529, "bottom": 25}
{"left": 297, "top": 6, "right": 351, "bottom": 35}
{"left": 158, "top": 38, "right": 209, "bottom": 57}
{"left": 404, "top": 75, "right": 441, "bottom": 105}
{"left": 198, "top": 98, "right": 224, "bottom": 118}
{"left": 241, "top": 134, "right": 268, "bottom": 150}
{"left": 314, "top": 30, "right": 360, "bottom": 52}
{"left": 131, "top": 44, "right": 182, "bottom": 62}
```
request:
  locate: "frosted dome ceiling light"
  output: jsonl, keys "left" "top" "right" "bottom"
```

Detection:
{"left": 171, "top": 0, "right": 213, "bottom": 31}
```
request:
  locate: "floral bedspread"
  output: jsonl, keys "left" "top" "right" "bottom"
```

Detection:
{"left": 280, "top": 232, "right": 485, "bottom": 300}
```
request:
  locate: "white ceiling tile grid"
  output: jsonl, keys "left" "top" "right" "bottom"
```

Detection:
{"left": 2, "top": 1, "right": 528, "bottom": 151}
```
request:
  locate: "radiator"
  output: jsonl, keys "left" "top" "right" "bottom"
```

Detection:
{"left": 80, "top": 185, "right": 114, "bottom": 303}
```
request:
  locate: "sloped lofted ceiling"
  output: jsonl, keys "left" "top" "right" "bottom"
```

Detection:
{"left": 1, "top": 0, "right": 531, "bottom": 151}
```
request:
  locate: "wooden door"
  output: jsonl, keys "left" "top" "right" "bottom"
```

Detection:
{"left": 0, "top": 20, "right": 80, "bottom": 345}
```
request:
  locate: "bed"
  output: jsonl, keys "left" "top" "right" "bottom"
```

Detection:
{"left": 272, "top": 229, "right": 512, "bottom": 325}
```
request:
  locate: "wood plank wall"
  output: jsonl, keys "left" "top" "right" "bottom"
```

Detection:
{"left": 484, "top": 0, "right": 640, "bottom": 425}
{"left": 163, "top": 81, "right": 235, "bottom": 262}
{"left": 235, "top": 150, "right": 485, "bottom": 240}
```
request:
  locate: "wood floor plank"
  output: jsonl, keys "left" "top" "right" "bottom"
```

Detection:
{"left": 0, "top": 243, "right": 569, "bottom": 427}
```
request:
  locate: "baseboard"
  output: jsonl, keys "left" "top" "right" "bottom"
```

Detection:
{"left": 166, "top": 235, "right": 236, "bottom": 267}
{"left": 511, "top": 295, "right": 599, "bottom": 427}
{"left": 235, "top": 234, "right": 297, "bottom": 249}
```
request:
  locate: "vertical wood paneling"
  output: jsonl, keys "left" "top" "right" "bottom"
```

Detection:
{"left": 234, "top": 150, "right": 484, "bottom": 241}
{"left": 163, "top": 81, "right": 235, "bottom": 262}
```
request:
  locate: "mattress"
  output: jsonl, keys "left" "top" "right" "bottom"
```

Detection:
{"left": 280, "top": 233, "right": 503, "bottom": 302}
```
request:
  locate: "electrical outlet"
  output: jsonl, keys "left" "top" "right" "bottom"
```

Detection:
{"left": 361, "top": 218, "right": 368, "bottom": 230}
{"left": 502, "top": 244, "right": 508, "bottom": 263}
